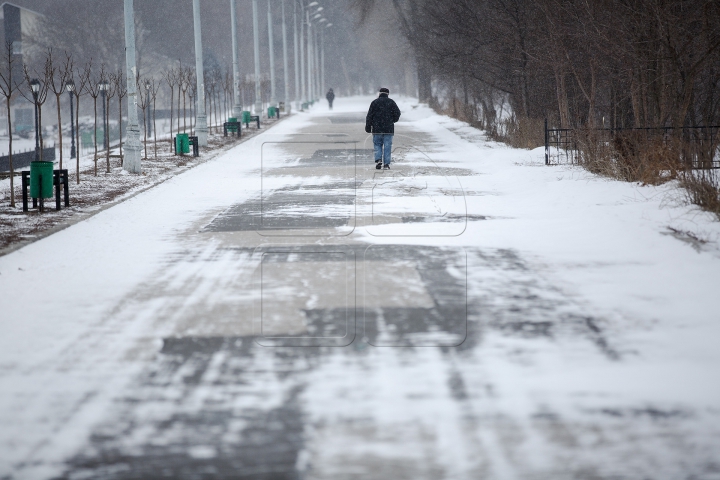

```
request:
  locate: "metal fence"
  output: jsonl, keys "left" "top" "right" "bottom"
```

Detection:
{"left": 0, "top": 147, "right": 57, "bottom": 172}
{"left": 545, "top": 121, "right": 720, "bottom": 169}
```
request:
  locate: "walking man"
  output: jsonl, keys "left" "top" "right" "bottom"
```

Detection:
{"left": 326, "top": 88, "right": 335, "bottom": 110}
{"left": 365, "top": 87, "right": 401, "bottom": 170}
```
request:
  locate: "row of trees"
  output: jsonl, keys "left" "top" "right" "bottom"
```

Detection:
{"left": 356, "top": 0, "right": 720, "bottom": 133}
{"left": 2, "top": 46, "right": 275, "bottom": 208}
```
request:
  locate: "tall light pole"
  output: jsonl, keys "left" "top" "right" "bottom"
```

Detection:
{"left": 300, "top": 4, "right": 306, "bottom": 106}
{"left": 306, "top": 10, "right": 312, "bottom": 103}
{"left": 123, "top": 0, "right": 141, "bottom": 173}
{"left": 230, "top": 0, "right": 242, "bottom": 118}
{"left": 30, "top": 78, "right": 40, "bottom": 162}
{"left": 293, "top": 0, "right": 300, "bottom": 110}
{"left": 267, "top": 0, "right": 276, "bottom": 107}
{"left": 192, "top": 0, "right": 208, "bottom": 147}
{"left": 281, "top": 0, "right": 290, "bottom": 111}
{"left": 314, "top": 17, "right": 321, "bottom": 99}
{"left": 252, "top": 0, "right": 262, "bottom": 115}
{"left": 320, "top": 22, "right": 328, "bottom": 97}
{"left": 65, "top": 80, "right": 76, "bottom": 159}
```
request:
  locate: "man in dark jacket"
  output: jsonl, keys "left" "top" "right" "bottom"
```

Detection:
{"left": 326, "top": 88, "right": 335, "bottom": 110}
{"left": 365, "top": 87, "right": 401, "bottom": 169}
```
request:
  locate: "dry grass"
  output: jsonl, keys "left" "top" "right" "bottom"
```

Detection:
{"left": 496, "top": 116, "right": 545, "bottom": 149}
{"left": 679, "top": 169, "right": 720, "bottom": 220}
{"left": 576, "top": 130, "right": 682, "bottom": 185}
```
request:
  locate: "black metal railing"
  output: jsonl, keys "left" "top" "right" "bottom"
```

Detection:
{"left": 545, "top": 121, "right": 720, "bottom": 169}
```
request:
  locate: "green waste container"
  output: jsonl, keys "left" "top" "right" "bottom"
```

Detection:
{"left": 242, "top": 111, "right": 252, "bottom": 124}
{"left": 30, "top": 161, "right": 54, "bottom": 198}
{"left": 268, "top": 106, "right": 276, "bottom": 118}
{"left": 227, "top": 117, "right": 238, "bottom": 133}
{"left": 176, "top": 133, "right": 190, "bottom": 154}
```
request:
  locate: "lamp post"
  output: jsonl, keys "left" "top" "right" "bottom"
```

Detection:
{"left": 281, "top": 0, "right": 290, "bottom": 112}
{"left": 293, "top": 0, "right": 300, "bottom": 111}
{"left": 312, "top": 13, "right": 322, "bottom": 100}
{"left": 30, "top": 78, "right": 40, "bottom": 162}
{"left": 230, "top": 0, "right": 242, "bottom": 119}
{"left": 267, "top": 0, "right": 276, "bottom": 107}
{"left": 99, "top": 79, "right": 109, "bottom": 150}
{"left": 123, "top": 0, "right": 142, "bottom": 173}
{"left": 252, "top": 0, "right": 262, "bottom": 115}
{"left": 66, "top": 80, "right": 76, "bottom": 159}
{"left": 299, "top": 2, "right": 306, "bottom": 107}
{"left": 192, "top": 0, "right": 208, "bottom": 147}
{"left": 320, "top": 20, "right": 330, "bottom": 98}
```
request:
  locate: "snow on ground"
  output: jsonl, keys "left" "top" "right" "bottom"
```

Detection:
{"left": 0, "top": 96, "right": 719, "bottom": 479}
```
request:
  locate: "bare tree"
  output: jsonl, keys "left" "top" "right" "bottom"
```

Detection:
{"left": 0, "top": 41, "right": 21, "bottom": 207}
{"left": 146, "top": 77, "right": 160, "bottom": 159}
{"left": 47, "top": 50, "right": 72, "bottom": 171}
{"left": 68, "top": 62, "right": 91, "bottom": 183}
{"left": 21, "top": 55, "right": 52, "bottom": 161}
{"left": 164, "top": 68, "right": 179, "bottom": 150}
{"left": 103, "top": 74, "right": 116, "bottom": 173}
{"left": 86, "top": 63, "right": 105, "bottom": 176}
{"left": 112, "top": 70, "right": 127, "bottom": 159}
{"left": 137, "top": 76, "right": 150, "bottom": 159}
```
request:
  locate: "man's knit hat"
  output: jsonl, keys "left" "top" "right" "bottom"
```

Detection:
{"left": 378, "top": 87, "right": 390, "bottom": 94}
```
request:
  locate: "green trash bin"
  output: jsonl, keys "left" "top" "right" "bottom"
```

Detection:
{"left": 227, "top": 117, "right": 238, "bottom": 133}
{"left": 242, "top": 111, "right": 251, "bottom": 125}
{"left": 176, "top": 133, "right": 190, "bottom": 154}
{"left": 267, "top": 106, "right": 275, "bottom": 118}
{"left": 30, "top": 161, "right": 54, "bottom": 199}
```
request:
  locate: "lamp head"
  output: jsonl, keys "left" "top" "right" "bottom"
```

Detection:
{"left": 65, "top": 80, "right": 75, "bottom": 92}
{"left": 30, "top": 78, "right": 40, "bottom": 93}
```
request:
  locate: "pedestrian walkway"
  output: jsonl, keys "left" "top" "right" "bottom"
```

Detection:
{"left": 2, "top": 97, "right": 720, "bottom": 479}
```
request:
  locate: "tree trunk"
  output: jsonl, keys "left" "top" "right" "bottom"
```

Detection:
{"left": 56, "top": 94, "right": 63, "bottom": 170}
{"left": 93, "top": 96, "right": 98, "bottom": 176}
{"left": 76, "top": 94, "right": 80, "bottom": 183}
{"left": 7, "top": 97, "right": 14, "bottom": 207}
{"left": 118, "top": 95, "right": 123, "bottom": 158}
{"left": 417, "top": 55, "right": 432, "bottom": 103}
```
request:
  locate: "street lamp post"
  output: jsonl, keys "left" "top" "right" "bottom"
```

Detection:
{"left": 192, "top": 0, "right": 208, "bottom": 147}
{"left": 99, "top": 79, "right": 109, "bottom": 150}
{"left": 281, "top": 0, "right": 290, "bottom": 112}
{"left": 123, "top": 0, "right": 142, "bottom": 174}
{"left": 30, "top": 78, "right": 40, "bottom": 162}
{"left": 65, "top": 80, "right": 76, "bottom": 159}
{"left": 230, "top": 0, "right": 242, "bottom": 119}
{"left": 252, "top": 0, "right": 262, "bottom": 115}
{"left": 267, "top": 0, "right": 276, "bottom": 107}
{"left": 299, "top": 3, "right": 306, "bottom": 107}
{"left": 306, "top": 10, "right": 312, "bottom": 103}
{"left": 293, "top": 0, "right": 300, "bottom": 111}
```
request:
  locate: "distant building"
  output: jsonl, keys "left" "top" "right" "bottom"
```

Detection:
{"left": 0, "top": 2, "right": 44, "bottom": 136}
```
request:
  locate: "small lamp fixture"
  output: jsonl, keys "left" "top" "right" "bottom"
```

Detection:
{"left": 98, "top": 80, "right": 109, "bottom": 91}
{"left": 65, "top": 80, "right": 75, "bottom": 92}
{"left": 30, "top": 78, "right": 40, "bottom": 94}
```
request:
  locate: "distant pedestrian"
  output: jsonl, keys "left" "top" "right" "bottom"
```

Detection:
{"left": 365, "top": 87, "right": 401, "bottom": 170}
{"left": 326, "top": 88, "right": 335, "bottom": 110}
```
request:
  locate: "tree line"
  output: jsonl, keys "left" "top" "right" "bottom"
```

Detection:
{"left": 357, "top": 0, "right": 720, "bottom": 133}
{"left": 2, "top": 46, "right": 269, "bottom": 208}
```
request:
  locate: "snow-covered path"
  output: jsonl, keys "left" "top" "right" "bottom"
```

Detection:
{"left": 1, "top": 97, "right": 719, "bottom": 479}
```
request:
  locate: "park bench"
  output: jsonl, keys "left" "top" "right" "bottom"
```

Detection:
{"left": 21, "top": 169, "right": 70, "bottom": 213}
